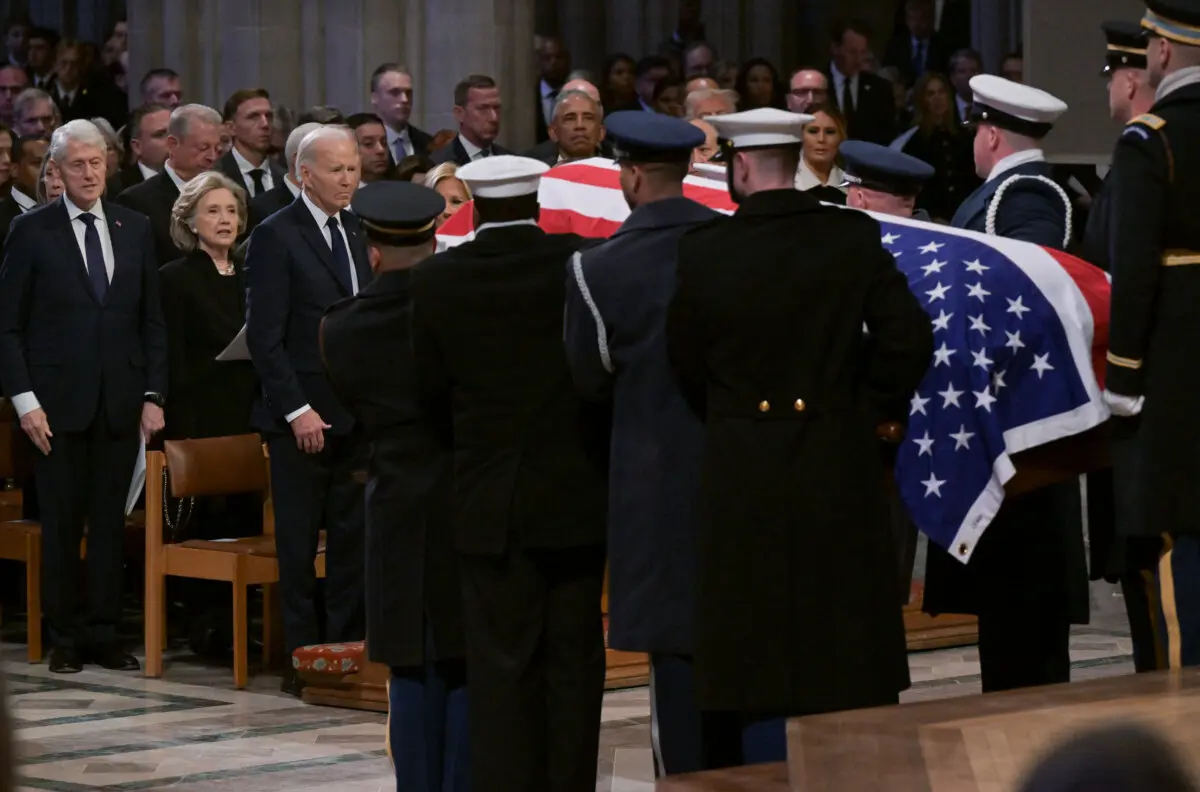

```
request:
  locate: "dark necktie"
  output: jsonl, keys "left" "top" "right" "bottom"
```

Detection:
{"left": 841, "top": 76, "right": 855, "bottom": 120}
{"left": 78, "top": 213, "right": 108, "bottom": 302}
{"left": 393, "top": 136, "right": 407, "bottom": 162}
{"left": 248, "top": 168, "right": 266, "bottom": 197}
{"left": 326, "top": 215, "right": 355, "bottom": 294}
{"left": 478, "top": 148, "right": 491, "bottom": 159}
{"left": 913, "top": 39, "right": 926, "bottom": 79}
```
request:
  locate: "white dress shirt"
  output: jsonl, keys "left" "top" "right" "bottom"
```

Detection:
{"left": 231, "top": 144, "right": 275, "bottom": 196}
{"left": 10, "top": 185, "right": 35, "bottom": 212}
{"left": 829, "top": 62, "right": 858, "bottom": 112}
{"left": 137, "top": 160, "right": 157, "bottom": 181}
{"left": 385, "top": 125, "right": 414, "bottom": 161}
{"left": 285, "top": 191, "right": 360, "bottom": 424}
{"left": 458, "top": 134, "right": 490, "bottom": 161}
{"left": 986, "top": 149, "right": 1045, "bottom": 183}
{"left": 12, "top": 196, "right": 117, "bottom": 418}
{"left": 284, "top": 175, "right": 301, "bottom": 198}
{"left": 163, "top": 161, "right": 187, "bottom": 190}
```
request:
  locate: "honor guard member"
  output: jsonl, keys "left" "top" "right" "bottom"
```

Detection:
{"left": 1104, "top": 0, "right": 1200, "bottom": 670}
{"left": 951, "top": 75, "right": 1073, "bottom": 249}
{"left": 838, "top": 139, "right": 936, "bottom": 607}
{"left": 563, "top": 111, "right": 721, "bottom": 777}
{"left": 840, "top": 140, "right": 936, "bottom": 221}
{"left": 666, "top": 108, "right": 933, "bottom": 765}
{"left": 927, "top": 75, "right": 1089, "bottom": 693}
{"left": 409, "top": 156, "right": 609, "bottom": 792}
{"left": 319, "top": 182, "right": 467, "bottom": 792}
{"left": 1081, "top": 19, "right": 1160, "bottom": 675}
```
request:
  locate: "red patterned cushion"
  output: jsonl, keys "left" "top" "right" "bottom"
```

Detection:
{"left": 292, "top": 641, "right": 366, "bottom": 675}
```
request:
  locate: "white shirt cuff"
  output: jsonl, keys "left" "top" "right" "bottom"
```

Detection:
{"left": 12, "top": 391, "right": 41, "bottom": 418}
{"left": 285, "top": 404, "right": 312, "bottom": 423}
{"left": 1103, "top": 390, "right": 1144, "bottom": 417}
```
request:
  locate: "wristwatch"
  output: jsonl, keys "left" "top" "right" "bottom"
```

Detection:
{"left": 144, "top": 392, "right": 166, "bottom": 408}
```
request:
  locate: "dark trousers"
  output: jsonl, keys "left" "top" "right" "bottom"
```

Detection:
{"left": 650, "top": 654, "right": 743, "bottom": 776}
{"left": 388, "top": 623, "right": 469, "bottom": 792}
{"left": 1154, "top": 534, "right": 1200, "bottom": 669}
{"left": 459, "top": 544, "right": 606, "bottom": 792}
{"left": 266, "top": 432, "right": 366, "bottom": 652}
{"left": 35, "top": 406, "right": 140, "bottom": 649}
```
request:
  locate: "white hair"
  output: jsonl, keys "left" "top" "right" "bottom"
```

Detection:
{"left": 296, "top": 125, "right": 356, "bottom": 173}
{"left": 685, "top": 89, "right": 737, "bottom": 120}
{"left": 286, "top": 121, "right": 324, "bottom": 177}
{"left": 167, "top": 103, "right": 222, "bottom": 140}
{"left": 49, "top": 120, "right": 108, "bottom": 164}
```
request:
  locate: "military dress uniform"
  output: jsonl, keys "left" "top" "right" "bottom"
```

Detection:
{"left": 410, "top": 156, "right": 609, "bottom": 792}
{"left": 924, "top": 75, "right": 1091, "bottom": 694}
{"left": 319, "top": 183, "right": 467, "bottom": 792}
{"left": 563, "top": 112, "right": 723, "bottom": 776}
{"left": 667, "top": 108, "right": 934, "bottom": 765}
{"left": 1080, "top": 20, "right": 1162, "bottom": 675}
{"left": 1105, "top": 0, "right": 1200, "bottom": 670}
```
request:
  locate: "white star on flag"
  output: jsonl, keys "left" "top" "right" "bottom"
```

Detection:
{"left": 922, "top": 259, "right": 948, "bottom": 276}
{"left": 919, "top": 241, "right": 945, "bottom": 254}
{"left": 922, "top": 473, "right": 946, "bottom": 497}
{"left": 964, "top": 259, "right": 989, "bottom": 274}
{"left": 881, "top": 232, "right": 900, "bottom": 244}
{"left": 971, "top": 348, "right": 994, "bottom": 370}
{"left": 925, "top": 282, "right": 950, "bottom": 302}
{"left": 992, "top": 369, "right": 1007, "bottom": 392}
{"left": 1031, "top": 353, "right": 1054, "bottom": 379}
{"left": 950, "top": 425, "right": 975, "bottom": 450}
{"left": 931, "top": 310, "right": 953, "bottom": 331}
{"left": 914, "top": 431, "right": 935, "bottom": 457}
{"left": 968, "top": 314, "right": 991, "bottom": 335}
{"left": 910, "top": 392, "right": 930, "bottom": 416}
{"left": 974, "top": 388, "right": 997, "bottom": 412}
{"left": 1007, "top": 296, "right": 1031, "bottom": 319}
{"left": 1005, "top": 330, "right": 1024, "bottom": 352}
{"left": 933, "top": 342, "right": 957, "bottom": 367}
{"left": 938, "top": 382, "right": 964, "bottom": 408}
{"left": 967, "top": 282, "right": 991, "bottom": 301}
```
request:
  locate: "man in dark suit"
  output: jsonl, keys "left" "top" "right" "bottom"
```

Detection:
{"left": 667, "top": 109, "right": 932, "bottom": 764}
{"left": 925, "top": 74, "right": 1088, "bottom": 695}
{"left": 563, "top": 112, "right": 719, "bottom": 776}
{"left": 245, "top": 121, "right": 320, "bottom": 233}
{"left": 0, "top": 134, "right": 46, "bottom": 248}
{"left": 107, "top": 102, "right": 170, "bottom": 196}
{"left": 0, "top": 119, "right": 167, "bottom": 673}
{"left": 949, "top": 48, "right": 984, "bottom": 123}
{"left": 216, "top": 88, "right": 285, "bottom": 201}
{"left": 524, "top": 77, "right": 612, "bottom": 165}
{"left": 320, "top": 182, "right": 468, "bottom": 792}
{"left": 429, "top": 74, "right": 512, "bottom": 166}
{"left": 116, "top": 103, "right": 222, "bottom": 265}
{"left": 369, "top": 63, "right": 433, "bottom": 165}
{"left": 534, "top": 36, "right": 571, "bottom": 144}
{"left": 827, "top": 19, "right": 897, "bottom": 144}
{"left": 524, "top": 89, "right": 605, "bottom": 167}
{"left": 410, "top": 156, "right": 608, "bottom": 792}
{"left": 884, "top": 0, "right": 953, "bottom": 86}
{"left": 245, "top": 125, "right": 371, "bottom": 696}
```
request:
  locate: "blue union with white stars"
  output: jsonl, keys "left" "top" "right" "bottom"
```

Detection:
{"left": 883, "top": 224, "right": 1090, "bottom": 561}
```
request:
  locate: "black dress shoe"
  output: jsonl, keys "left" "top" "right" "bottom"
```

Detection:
{"left": 280, "top": 668, "right": 306, "bottom": 698}
{"left": 48, "top": 646, "right": 83, "bottom": 674}
{"left": 89, "top": 644, "right": 140, "bottom": 671}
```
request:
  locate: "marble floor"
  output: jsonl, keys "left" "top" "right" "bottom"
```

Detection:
{"left": 1, "top": 582, "right": 1136, "bottom": 792}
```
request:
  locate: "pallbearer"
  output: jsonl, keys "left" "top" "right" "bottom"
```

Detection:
{"left": 666, "top": 108, "right": 933, "bottom": 765}
{"left": 319, "top": 181, "right": 468, "bottom": 792}
{"left": 839, "top": 140, "right": 935, "bottom": 221}
{"left": 563, "top": 111, "right": 721, "bottom": 776}
{"left": 1105, "top": 0, "right": 1200, "bottom": 669}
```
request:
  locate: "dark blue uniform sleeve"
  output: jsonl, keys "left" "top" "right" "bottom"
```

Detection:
{"left": 563, "top": 251, "right": 615, "bottom": 401}
{"left": 990, "top": 177, "right": 1071, "bottom": 250}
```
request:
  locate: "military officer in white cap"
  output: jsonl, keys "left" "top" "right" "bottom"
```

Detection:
{"left": 666, "top": 107, "right": 933, "bottom": 765}
{"left": 950, "top": 74, "right": 1073, "bottom": 249}
{"left": 926, "top": 73, "right": 1089, "bottom": 696}
{"left": 409, "top": 155, "right": 609, "bottom": 791}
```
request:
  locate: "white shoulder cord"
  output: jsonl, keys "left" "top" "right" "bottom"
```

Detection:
{"left": 985, "top": 174, "right": 1074, "bottom": 250}
{"left": 570, "top": 251, "right": 614, "bottom": 373}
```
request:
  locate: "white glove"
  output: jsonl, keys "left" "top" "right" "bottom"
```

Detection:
{"left": 1103, "top": 390, "right": 1144, "bottom": 417}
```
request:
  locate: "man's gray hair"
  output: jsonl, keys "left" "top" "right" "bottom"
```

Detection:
{"left": 14, "top": 87, "right": 51, "bottom": 121}
{"left": 296, "top": 125, "right": 356, "bottom": 172}
{"left": 286, "top": 121, "right": 324, "bottom": 178}
{"left": 553, "top": 89, "right": 603, "bottom": 122}
{"left": 48, "top": 119, "right": 108, "bottom": 164}
{"left": 685, "top": 89, "right": 737, "bottom": 120}
{"left": 167, "top": 103, "right": 222, "bottom": 140}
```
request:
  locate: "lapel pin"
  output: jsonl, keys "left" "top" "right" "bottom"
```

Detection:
{"left": 115, "top": 219, "right": 122, "bottom": 228}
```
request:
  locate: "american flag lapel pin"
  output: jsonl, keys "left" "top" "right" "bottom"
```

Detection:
{"left": 115, "top": 219, "right": 122, "bottom": 228}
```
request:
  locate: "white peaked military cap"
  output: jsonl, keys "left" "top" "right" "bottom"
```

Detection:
{"left": 967, "top": 74, "right": 1068, "bottom": 139}
{"left": 456, "top": 155, "right": 549, "bottom": 199}
{"left": 703, "top": 107, "right": 815, "bottom": 150}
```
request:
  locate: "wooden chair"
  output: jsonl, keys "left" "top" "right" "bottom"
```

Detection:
{"left": 0, "top": 402, "right": 38, "bottom": 662}
{"left": 144, "top": 434, "right": 281, "bottom": 689}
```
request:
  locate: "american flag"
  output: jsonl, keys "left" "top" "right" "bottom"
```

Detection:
{"left": 437, "top": 159, "right": 1112, "bottom": 563}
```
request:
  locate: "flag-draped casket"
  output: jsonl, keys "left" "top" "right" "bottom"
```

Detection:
{"left": 436, "top": 158, "right": 1112, "bottom": 564}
